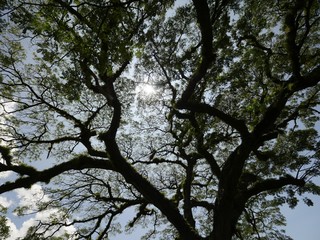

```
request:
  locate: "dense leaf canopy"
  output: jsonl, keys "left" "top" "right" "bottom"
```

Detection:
{"left": 0, "top": 0, "right": 319, "bottom": 239}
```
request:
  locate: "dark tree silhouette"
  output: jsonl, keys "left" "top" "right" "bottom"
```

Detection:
{"left": 0, "top": 0, "right": 319, "bottom": 239}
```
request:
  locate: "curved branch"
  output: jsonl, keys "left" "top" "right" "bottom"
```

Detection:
{"left": 191, "top": 199, "right": 215, "bottom": 210}
{"left": 53, "top": 0, "right": 92, "bottom": 29}
{"left": 253, "top": 64, "right": 320, "bottom": 138}
{"left": 104, "top": 139, "right": 203, "bottom": 240}
{"left": 284, "top": 0, "right": 304, "bottom": 76}
{"left": 180, "top": 102, "right": 249, "bottom": 138}
{"left": 177, "top": 0, "right": 215, "bottom": 105}
{"left": 0, "top": 156, "right": 114, "bottom": 194}
{"left": 183, "top": 158, "right": 196, "bottom": 228}
{"left": 245, "top": 175, "right": 305, "bottom": 199}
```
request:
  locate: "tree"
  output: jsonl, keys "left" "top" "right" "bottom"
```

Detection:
{"left": 0, "top": 0, "right": 319, "bottom": 239}
{"left": 0, "top": 215, "right": 10, "bottom": 240}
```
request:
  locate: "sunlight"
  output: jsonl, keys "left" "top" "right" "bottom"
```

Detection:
{"left": 136, "top": 83, "right": 156, "bottom": 96}
{"left": 143, "top": 84, "right": 156, "bottom": 95}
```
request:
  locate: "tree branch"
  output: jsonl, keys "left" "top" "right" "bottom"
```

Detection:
{"left": 183, "top": 158, "right": 196, "bottom": 228}
{"left": 104, "top": 139, "right": 203, "bottom": 240}
{"left": 0, "top": 156, "right": 114, "bottom": 194}
{"left": 245, "top": 175, "right": 305, "bottom": 199}
{"left": 177, "top": 0, "right": 215, "bottom": 105}
{"left": 180, "top": 102, "right": 249, "bottom": 138}
{"left": 284, "top": 0, "right": 305, "bottom": 77}
{"left": 253, "top": 65, "right": 320, "bottom": 138}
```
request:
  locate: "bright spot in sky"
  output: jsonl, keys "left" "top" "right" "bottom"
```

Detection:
{"left": 143, "top": 84, "right": 156, "bottom": 95}
{"left": 136, "top": 83, "right": 156, "bottom": 96}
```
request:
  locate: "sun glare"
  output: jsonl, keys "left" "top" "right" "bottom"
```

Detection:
{"left": 143, "top": 84, "right": 156, "bottom": 95}
{"left": 136, "top": 83, "right": 156, "bottom": 96}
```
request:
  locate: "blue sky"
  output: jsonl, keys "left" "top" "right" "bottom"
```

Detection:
{"left": 1, "top": 0, "right": 319, "bottom": 239}
{"left": 1, "top": 173, "right": 320, "bottom": 240}
{"left": 285, "top": 203, "right": 320, "bottom": 240}
{"left": 283, "top": 179, "right": 320, "bottom": 240}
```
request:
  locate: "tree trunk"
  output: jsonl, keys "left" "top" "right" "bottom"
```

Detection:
{"left": 213, "top": 196, "right": 245, "bottom": 240}
{"left": 211, "top": 143, "right": 252, "bottom": 240}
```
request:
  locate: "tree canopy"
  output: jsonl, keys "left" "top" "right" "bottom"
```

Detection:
{"left": 0, "top": 0, "right": 319, "bottom": 239}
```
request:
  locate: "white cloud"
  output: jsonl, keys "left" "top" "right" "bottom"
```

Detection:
{"left": 4, "top": 184, "right": 77, "bottom": 239}
{"left": 0, "top": 101, "right": 16, "bottom": 114}
{"left": 6, "top": 210, "right": 77, "bottom": 240}
{"left": 6, "top": 218, "right": 25, "bottom": 240}
{"left": 14, "top": 184, "right": 50, "bottom": 215}
{"left": 33, "top": 208, "right": 77, "bottom": 237}
{"left": 0, "top": 196, "right": 13, "bottom": 209}
{"left": 0, "top": 171, "right": 13, "bottom": 179}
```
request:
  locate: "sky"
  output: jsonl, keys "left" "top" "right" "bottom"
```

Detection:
{"left": 1, "top": 168, "right": 320, "bottom": 240}
{"left": 0, "top": 0, "right": 320, "bottom": 239}
{"left": 0, "top": 172, "right": 76, "bottom": 239}
{"left": 284, "top": 196, "right": 320, "bottom": 240}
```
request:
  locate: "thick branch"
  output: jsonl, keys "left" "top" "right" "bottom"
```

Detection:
{"left": 294, "top": 64, "right": 320, "bottom": 91}
{"left": 0, "top": 156, "right": 114, "bottom": 194}
{"left": 191, "top": 199, "right": 215, "bottom": 210}
{"left": 183, "top": 159, "right": 196, "bottom": 228}
{"left": 245, "top": 175, "right": 305, "bottom": 199}
{"left": 212, "top": 140, "right": 254, "bottom": 240}
{"left": 192, "top": 0, "right": 214, "bottom": 60}
{"left": 53, "top": 0, "right": 92, "bottom": 28}
{"left": 177, "top": 0, "right": 214, "bottom": 105}
{"left": 0, "top": 145, "right": 13, "bottom": 166}
{"left": 252, "top": 88, "right": 290, "bottom": 137}
{"left": 108, "top": 60, "right": 131, "bottom": 82}
{"left": 180, "top": 102, "right": 249, "bottom": 138}
{"left": 253, "top": 65, "right": 320, "bottom": 137}
{"left": 284, "top": 0, "right": 304, "bottom": 76}
{"left": 104, "top": 139, "right": 203, "bottom": 240}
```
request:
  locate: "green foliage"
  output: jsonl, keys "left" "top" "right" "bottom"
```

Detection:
{"left": 0, "top": 204, "right": 9, "bottom": 239}
{"left": 0, "top": 0, "right": 319, "bottom": 239}
{"left": 17, "top": 226, "right": 70, "bottom": 240}
{"left": 0, "top": 215, "right": 10, "bottom": 240}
